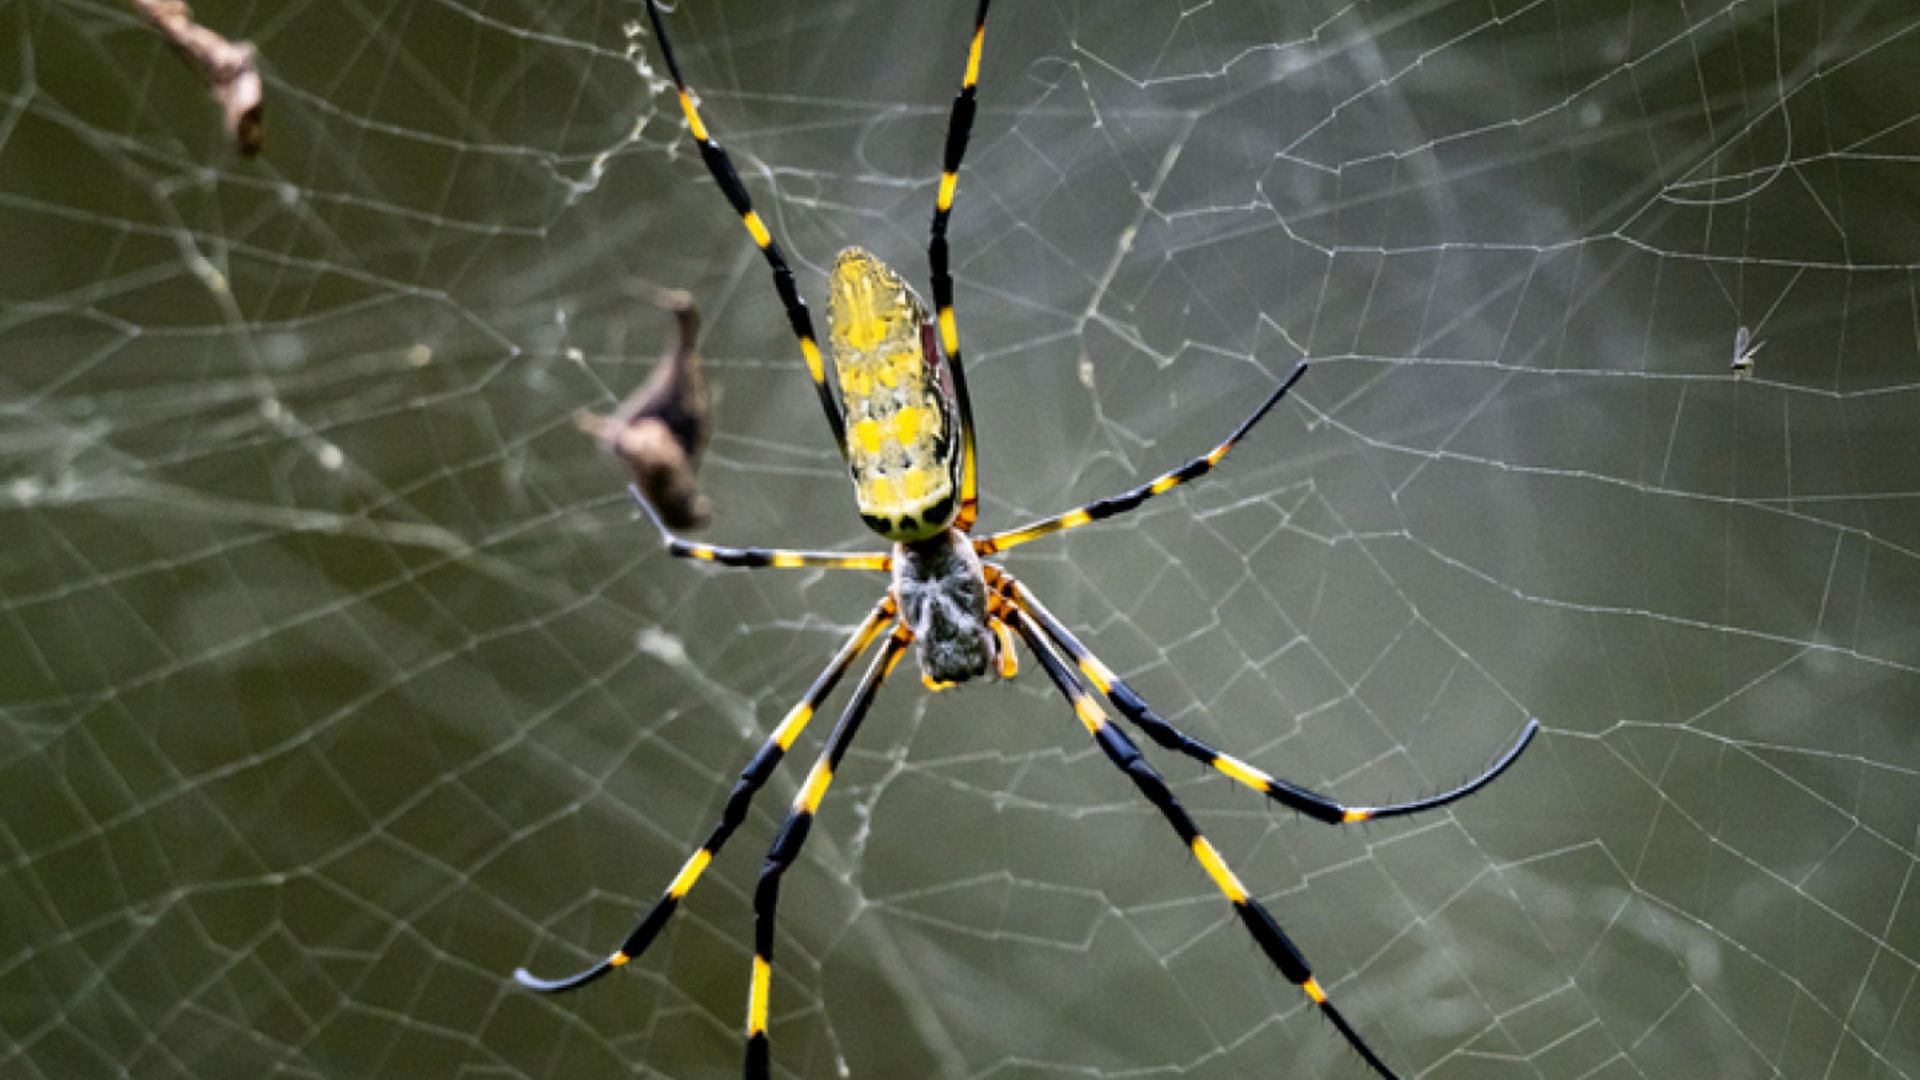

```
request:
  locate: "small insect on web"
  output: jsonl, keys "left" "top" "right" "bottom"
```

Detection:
{"left": 1731, "top": 325, "right": 1761, "bottom": 377}
{"left": 574, "top": 288, "right": 713, "bottom": 529}
{"left": 126, "top": 0, "right": 265, "bottom": 156}
{"left": 511, "top": 3, "right": 1542, "bottom": 1077}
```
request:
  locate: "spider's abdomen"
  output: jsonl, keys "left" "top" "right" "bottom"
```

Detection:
{"left": 828, "top": 247, "right": 960, "bottom": 542}
{"left": 893, "top": 529, "right": 995, "bottom": 685}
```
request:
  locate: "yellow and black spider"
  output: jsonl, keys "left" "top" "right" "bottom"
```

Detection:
{"left": 515, "top": 3, "right": 1540, "bottom": 1077}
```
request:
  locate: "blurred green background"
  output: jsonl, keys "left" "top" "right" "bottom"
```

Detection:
{"left": 3, "top": 0, "right": 1917, "bottom": 1076}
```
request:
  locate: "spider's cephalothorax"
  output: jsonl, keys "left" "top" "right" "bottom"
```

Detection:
{"left": 827, "top": 247, "right": 961, "bottom": 543}
{"left": 892, "top": 528, "right": 995, "bottom": 685}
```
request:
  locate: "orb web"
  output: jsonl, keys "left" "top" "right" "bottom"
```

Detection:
{"left": 3, "top": 1, "right": 1918, "bottom": 1077}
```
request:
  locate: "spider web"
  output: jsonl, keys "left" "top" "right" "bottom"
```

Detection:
{"left": 3, "top": 0, "right": 1918, "bottom": 1076}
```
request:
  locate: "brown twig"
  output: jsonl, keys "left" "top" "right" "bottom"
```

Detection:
{"left": 127, "top": 0, "right": 264, "bottom": 156}
{"left": 576, "top": 290, "right": 715, "bottom": 529}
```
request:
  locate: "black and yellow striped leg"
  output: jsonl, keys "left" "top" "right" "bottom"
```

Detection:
{"left": 1000, "top": 573, "right": 1540, "bottom": 823}
{"left": 512, "top": 598, "right": 898, "bottom": 995}
{"left": 746, "top": 628, "right": 911, "bottom": 1078}
{"left": 1006, "top": 608, "right": 1402, "bottom": 1080}
{"left": 976, "top": 361, "right": 1309, "bottom": 555}
{"left": 929, "top": 0, "right": 990, "bottom": 531}
{"left": 628, "top": 483, "right": 892, "bottom": 572}
{"left": 644, "top": 0, "right": 847, "bottom": 456}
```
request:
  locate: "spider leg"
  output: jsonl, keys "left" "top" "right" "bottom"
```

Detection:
{"left": 629, "top": 484, "right": 892, "bottom": 573}
{"left": 745, "top": 627, "right": 912, "bottom": 1079}
{"left": 998, "top": 571, "right": 1538, "bottom": 824}
{"left": 987, "top": 614, "right": 1018, "bottom": 679}
{"left": 644, "top": 0, "right": 847, "bottom": 457}
{"left": 1005, "top": 607, "right": 1402, "bottom": 1080}
{"left": 976, "top": 361, "right": 1308, "bottom": 555}
{"left": 513, "top": 597, "right": 898, "bottom": 994}
{"left": 927, "top": 0, "right": 992, "bottom": 532}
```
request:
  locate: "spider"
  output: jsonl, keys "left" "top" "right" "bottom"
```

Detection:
{"left": 514, "top": 4, "right": 1540, "bottom": 1077}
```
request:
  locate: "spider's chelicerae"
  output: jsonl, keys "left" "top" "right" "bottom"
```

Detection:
{"left": 516, "top": 3, "right": 1540, "bottom": 1077}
